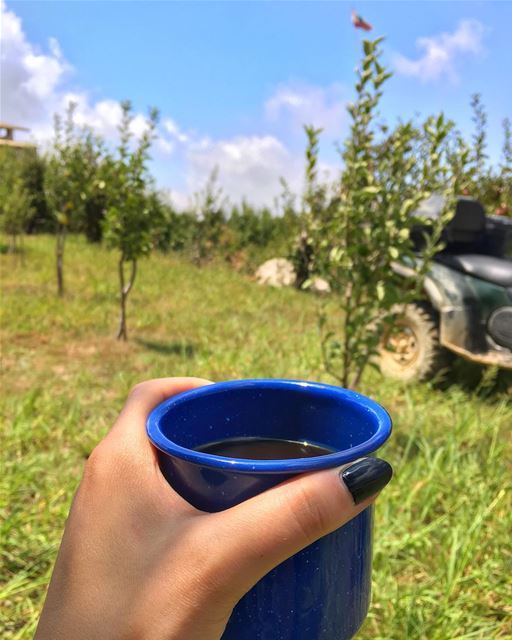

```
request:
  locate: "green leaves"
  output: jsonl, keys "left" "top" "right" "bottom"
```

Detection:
{"left": 55, "top": 212, "right": 69, "bottom": 226}
{"left": 363, "top": 40, "right": 372, "bottom": 56}
{"left": 290, "top": 125, "right": 326, "bottom": 287}
{"left": 102, "top": 102, "right": 159, "bottom": 262}
{"left": 190, "top": 168, "right": 227, "bottom": 265}
{"left": 0, "top": 148, "right": 36, "bottom": 241}
{"left": 362, "top": 185, "right": 381, "bottom": 195}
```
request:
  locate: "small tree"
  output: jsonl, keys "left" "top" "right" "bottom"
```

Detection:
{"left": 155, "top": 204, "right": 196, "bottom": 253}
{"left": 481, "top": 117, "right": 512, "bottom": 217}
{"left": 45, "top": 103, "right": 97, "bottom": 295}
{"left": 470, "top": 93, "right": 488, "bottom": 180}
{"left": 308, "top": 38, "right": 455, "bottom": 389}
{"left": 446, "top": 129, "right": 474, "bottom": 196}
{"left": 0, "top": 148, "right": 35, "bottom": 253}
{"left": 0, "top": 147, "right": 50, "bottom": 234}
{"left": 503, "top": 118, "right": 512, "bottom": 171}
{"left": 447, "top": 95, "right": 512, "bottom": 216}
{"left": 499, "top": 118, "right": 512, "bottom": 216}
{"left": 79, "top": 130, "right": 108, "bottom": 243}
{"left": 290, "top": 126, "right": 328, "bottom": 289}
{"left": 0, "top": 176, "right": 34, "bottom": 254}
{"left": 448, "top": 93, "right": 488, "bottom": 201}
{"left": 102, "top": 101, "right": 159, "bottom": 340}
{"left": 191, "top": 167, "right": 226, "bottom": 265}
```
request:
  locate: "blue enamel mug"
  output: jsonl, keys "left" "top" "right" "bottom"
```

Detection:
{"left": 146, "top": 379, "right": 392, "bottom": 640}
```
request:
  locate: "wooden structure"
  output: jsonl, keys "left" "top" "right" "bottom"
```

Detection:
{"left": 0, "top": 123, "right": 35, "bottom": 149}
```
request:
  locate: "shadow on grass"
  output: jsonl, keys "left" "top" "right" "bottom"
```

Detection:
{"left": 135, "top": 337, "right": 197, "bottom": 358}
{"left": 0, "top": 243, "right": 27, "bottom": 255}
{"left": 433, "top": 357, "right": 512, "bottom": 400}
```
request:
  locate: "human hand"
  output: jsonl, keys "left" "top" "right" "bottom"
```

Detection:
{"left": 35, "top": 377, "right": 392, "bottom": 640}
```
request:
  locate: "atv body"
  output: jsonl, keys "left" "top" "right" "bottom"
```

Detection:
{"left": 378, "top": 198, "right": 512, "bottom": 381}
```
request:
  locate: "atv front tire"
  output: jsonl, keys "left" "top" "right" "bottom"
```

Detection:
{"left": 377, "top": 303, "right": 451, "bottom": 382}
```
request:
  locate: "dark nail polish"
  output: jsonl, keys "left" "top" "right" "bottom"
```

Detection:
{"left": 341, "top": 458, "right": 393, "bottom": 505}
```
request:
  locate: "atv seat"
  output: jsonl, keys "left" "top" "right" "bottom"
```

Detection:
{"left": 435, "top": 254, "right": 512, "bottom": 288}
{"left": 411, "top": 197, "right": 487, "bottom": 253}
{"left": 443, "top": 198, "right": 486, "bottom": 244}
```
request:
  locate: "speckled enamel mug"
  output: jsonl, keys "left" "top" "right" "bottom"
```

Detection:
{"left": 146, "top": 379, "right": 392, "bottom": 640}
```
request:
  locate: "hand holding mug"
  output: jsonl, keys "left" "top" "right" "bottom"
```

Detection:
{"left": 35, "top": 377, "right": 392, "bottom": 640}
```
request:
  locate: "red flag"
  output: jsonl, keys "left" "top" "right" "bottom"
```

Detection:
{"left": 351, "top": 10, "right": 372, "bottom": 31}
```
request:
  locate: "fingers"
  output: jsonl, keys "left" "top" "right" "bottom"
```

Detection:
{"left": 110, "top": 377, "right": 213, "bottom": 442}
{"left": 209, "top": 458, "right": 392, "bottom": 595}
{"left": 89, "top": 377, "right": 213, "bottom": 513}
{"left": 122, "top": 377, "right": 213, "bottom": 426}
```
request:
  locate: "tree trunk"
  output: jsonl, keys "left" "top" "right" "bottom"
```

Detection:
{"left": 117, "top": 257, "right": 137, "bottom": 341}
{"left": 351, "top": 354, "right": 369, "bottom": 390}
{"left": 342, "top": 287, "right": 353, "bottom": 389}
{"left": 56, "top": 228, "right": 66, "bottom": 296}
{"left": 19, "top": 234, "right": 25, "bottom": 266}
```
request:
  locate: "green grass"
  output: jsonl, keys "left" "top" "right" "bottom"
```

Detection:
{"left": 1, "top": 235, "right": 511, "bottom": 639}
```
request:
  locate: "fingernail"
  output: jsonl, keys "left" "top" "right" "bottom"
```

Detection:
{"left": 340, "top": 458, "right": 393, "bottom": 505}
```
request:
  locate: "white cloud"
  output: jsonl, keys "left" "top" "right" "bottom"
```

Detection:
{"left": 64, "top": 94, "right": 122, "bottom": 137}
{"left": 185, "top": 135, "right": 303, "bottom": 208}
{"left": 130, "top": 113, "right": 151, "bottom": 138}
{"left": 0, "top": 1, "right": 70, "bottom": 125}
{"left": 156, "top": 138, "right": 175, "bottom": 155}
{"left": 163, "top": 118, "right": 189, "bottom": 143}
{"left": 169, "top": 133, "right": 339, "bottom": 210}
{"left": 0, "top": 1, "right": 174, "bottom": 154}
{"left": 265, "top": 81, "right": 347, "bottom": 136}
{"left": 393, "top": 19, "right": 486, "bottom": 83}
{"left": 0, "top": 1, "right": 337, "bottom": 207}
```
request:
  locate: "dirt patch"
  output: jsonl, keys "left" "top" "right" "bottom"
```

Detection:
{"left": 1, "top": 332, "right": 141, "bottom": 395}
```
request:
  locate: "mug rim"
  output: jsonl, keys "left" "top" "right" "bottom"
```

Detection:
{"left": 146, "top": 379, "right": 392, "bottom": 473}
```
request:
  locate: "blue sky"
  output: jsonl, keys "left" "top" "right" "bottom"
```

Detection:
{"left": 2, "top": 1, "right": 511, "bottom": 207}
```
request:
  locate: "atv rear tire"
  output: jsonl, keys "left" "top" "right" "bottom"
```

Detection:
{"left": 377, "top": 303, "right": 451, "bottom": 382}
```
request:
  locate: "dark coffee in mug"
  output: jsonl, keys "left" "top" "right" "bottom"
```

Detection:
{"left": 195, "top": 437, "right": 335, "bottom": 460}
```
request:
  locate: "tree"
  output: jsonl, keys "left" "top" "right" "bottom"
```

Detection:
{"left": 191, "top": 168, "right": 226, "bottom": 265}
{"left": 307, "top": 38, "right": 455, "bottom": 389}
{"left": 0, "top": 168, "right": 34, "bottom": 254}
{"left": 499, "top": 118, "right": 512, "bottom": 216}
{"left": 446, "top": 95, "right": 511, "bottom": 217}
{"left": 470, "top": 93, "right": 488, "bottom": 179}
{"left": 448, "top": 93, "right": 488, "bottom": 202}
{"left": 17, "top": 150, "right": 50, "bottom": 234}
{"left": 102, "top": 100, "right": 159, "bottom": 340}
{"left": 290, "top": 125, "right": 328, "bottom": 289}
{"left": 1, "top": 180, "right": 33, "bottom": 253}
{"left": 0, "top": 148, "right": 35, "bottom": 253}
{"left": 78, "top": 130, "right": 108, "bottom": 242}
{"left": 483, "top": 117, "right": 512, "bottom": 217}
{"left": 45, "top": 103, "right": 98, "bottom": 295}
{"left": 155, "top": 204, "right": 196, "bottom": 253}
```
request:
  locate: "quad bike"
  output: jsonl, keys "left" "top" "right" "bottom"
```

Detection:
{"left": 377, "top": 197, "right": 512, "bottom": 381}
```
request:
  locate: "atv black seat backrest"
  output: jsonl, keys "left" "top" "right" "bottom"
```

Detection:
{"left": 443, "top": 198, "right": 486, "bottom": 244}
{"left": 410, "top": 197, "right": 486, "bottom": 253}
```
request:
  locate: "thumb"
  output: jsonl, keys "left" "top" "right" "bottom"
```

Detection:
{"left": 212, "top": 458, "right": 392, "bottom": 596}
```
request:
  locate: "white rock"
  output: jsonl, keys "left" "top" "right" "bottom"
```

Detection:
{"left": 255, "top": 258, "right": 296, "bottom": 288}
{"left": 310, "top": 277, "right": 331, "bottom": 294}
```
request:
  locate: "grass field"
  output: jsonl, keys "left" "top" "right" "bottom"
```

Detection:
{"left": 1, "top": 235, "right": 511, "bottom": 639}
